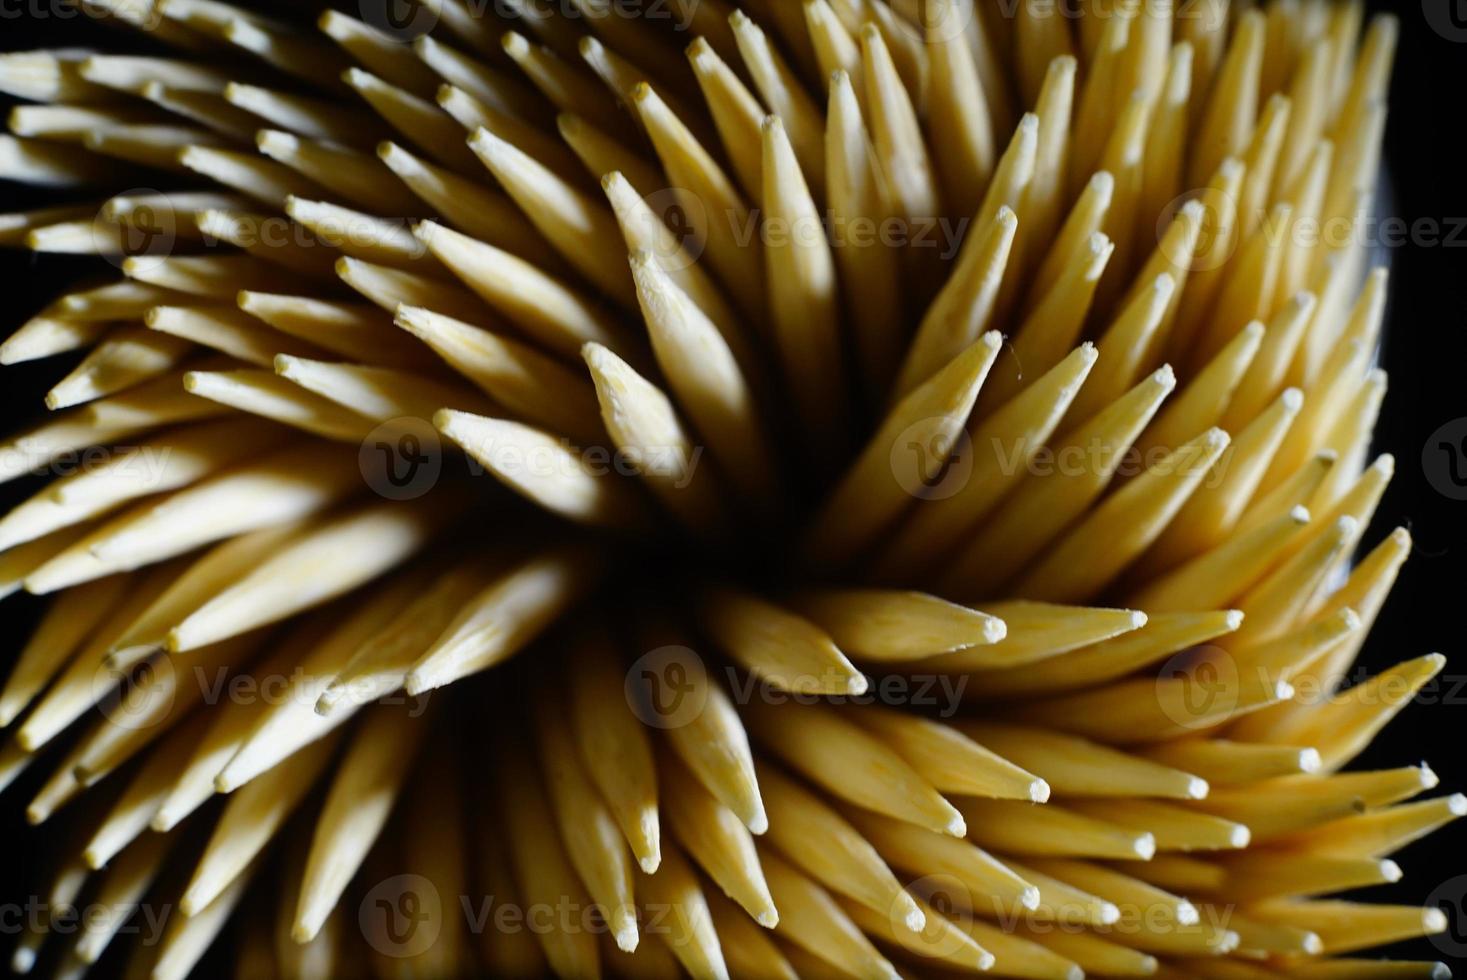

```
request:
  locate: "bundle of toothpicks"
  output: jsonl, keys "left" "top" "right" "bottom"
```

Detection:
{"left": 0, "top": 1, "right": 1455, "bottom": 978}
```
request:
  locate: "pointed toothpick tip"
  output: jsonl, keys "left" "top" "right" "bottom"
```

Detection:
{"left": 901, "top": 901, "right": 925, "bottom": 933}
{"left": 611, "top": 908, "right": 639, "bottom": 953}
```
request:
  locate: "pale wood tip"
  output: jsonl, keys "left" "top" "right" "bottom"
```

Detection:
{"left": 500, "top": 31, "right": 527, "bottom": 56}
{"left": 900, "top": 901, "right": 925, "bottom": 933}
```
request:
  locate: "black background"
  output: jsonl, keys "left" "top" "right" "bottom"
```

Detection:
{"left": 1, "top": 1, "right": 1464, "bottom": 972}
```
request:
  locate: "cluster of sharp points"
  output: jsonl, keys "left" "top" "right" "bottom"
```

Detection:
{"left": 0, "top": 0, "right": 1458, "bottom": 977}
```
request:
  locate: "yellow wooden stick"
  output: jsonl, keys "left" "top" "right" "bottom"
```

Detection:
{"left": 293, "top": 703, "right": 429, "bottom": 943}
{"left": 960, "top": 721, "right": 1208, "bottom": 800}
{"left": 858, "top": 707, "right": 1048, "bottom": 801}
{"left": 967, "top": 610, "right": 1243, "bottom": 698}
{"left": 403, "top": 543, "right": 601, "bottom": 695}
{"left": 412, "top": 219, "right": 627, "bottom": 358}
{"left": 495, "top": 733, "right": 602, "bottom": 979}
{"left": 664, "top": 749, "right": 776, "bottom": 928}
{"left": 916, "top": 601, "right": 1148, "bottom": 672}
{"left": 1018, "top": 426, "right": 1232, "bottom": 603}
{"left": 743, "top": 699, "right": 963, "bottom": 837}
{"left": 629, "top": 250, "right": 777, "bottom": 507}
{"left": 701, "top": 587, "right": 863, "bottom": 695}
{"left": 877, "top": 342, "right": 1098, "bottom": 581}
{"left": 536, "top": 686, "right": 640, "bottom": 952}
{"left": 942, "top": 365, "right": 1176, "bottom": 598}
{"left": 469, "top": 126, "right": 637, "bottom": 308}
{"left": 804, "top": 332, "right": 1001, "bottom": 566}
{"left": 756, "top": 846, "right": 899, "bottom": 980}
{"left": 567, "top": 630, "right": 661, "bottom": 874}
{"left": 379, "top": 140, "right": 562, "bottom": 268}
{"left": 637, "top": 837, "right": 730, "bottom": 980}
{"left": 179, "top": 730, "right": 342, "bottom": 915}
{"left": 791, "top": 588, "right": 1004, "bottom": 662}
{"left": 686, "top": 37, "right": 764, "bottom": 201}
{"left": 957, "top": 798, "right": 1157, "bottom": 861}
{"left": 761, "top": 113, "right": 847, "bottom": 443}
{"left": 395, "top": 304, "right": 603, "bottom": 443}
